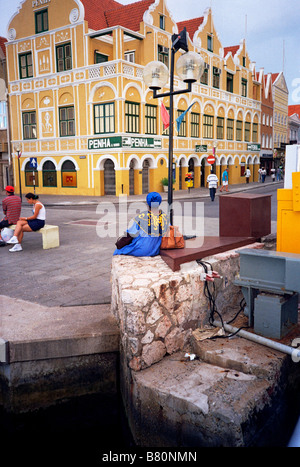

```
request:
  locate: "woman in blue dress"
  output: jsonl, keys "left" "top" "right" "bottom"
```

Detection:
{"left": 113, "top": 192, "right": 169, "bottom": 257}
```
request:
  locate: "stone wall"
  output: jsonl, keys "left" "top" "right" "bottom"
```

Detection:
{"left": 111, "top": 242, "right": 264, "bottom": 372}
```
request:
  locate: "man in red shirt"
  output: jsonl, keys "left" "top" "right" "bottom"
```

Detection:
{"left": 0, "top": 186, "right": 22, "bottom": 246}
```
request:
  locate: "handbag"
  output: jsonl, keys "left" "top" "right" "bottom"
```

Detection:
{"left": 160, "top": 225, "right": 185, "bottom": 250}
{"left": 1, "top": 227, "right": 14, "bottom": 243}
{"left": 115, "top": 232, "right": 133, "bottom": 249}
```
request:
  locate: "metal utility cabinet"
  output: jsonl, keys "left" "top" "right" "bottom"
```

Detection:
{"left": 235, "top": 249, "right": 300, "bottom": 339}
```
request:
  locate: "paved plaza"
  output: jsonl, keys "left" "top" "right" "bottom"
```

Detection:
{"left": 0, "top": 180, "right": 281, "bottom": 309}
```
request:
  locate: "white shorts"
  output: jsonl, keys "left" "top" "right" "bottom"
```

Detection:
{"left": 222, "top": 181, "right": 228, "bottom": 186}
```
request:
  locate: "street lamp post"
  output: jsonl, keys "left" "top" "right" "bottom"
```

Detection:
{"left": 143, "top": 28, "right": 204, "bottom": 225}
{"left": 13, "top": 142, "right": 22, "bottom": 201}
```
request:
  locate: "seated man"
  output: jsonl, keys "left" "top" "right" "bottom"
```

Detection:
{"left": 0, "top": 186, "right": 22, "bottom": 247}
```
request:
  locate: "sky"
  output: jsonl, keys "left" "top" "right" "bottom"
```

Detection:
{"left": 0, "top": 0, "right": 299, "bottom": 104}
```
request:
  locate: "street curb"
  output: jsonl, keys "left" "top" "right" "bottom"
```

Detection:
{"left": 40, "top": 181, "right": 284, "bottom": 207}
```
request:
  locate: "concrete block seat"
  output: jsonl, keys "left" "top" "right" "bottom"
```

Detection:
{"left": 9, "top": 224, "right": 59, "bottom": 249}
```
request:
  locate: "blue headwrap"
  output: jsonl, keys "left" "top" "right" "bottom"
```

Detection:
{"left": 146, "top": 192, "right": 162, "bottom": 207}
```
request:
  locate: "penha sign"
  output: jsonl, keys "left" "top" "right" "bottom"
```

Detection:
{"left": 88, "top": 136, "right": 162, "bottom": 150}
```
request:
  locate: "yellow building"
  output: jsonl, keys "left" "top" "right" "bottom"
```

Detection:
{"left": 5, "top": 0, "right": 261, "bottom": 197}
{"left": 272, "top": 72, "right": 289, "bottom": 165}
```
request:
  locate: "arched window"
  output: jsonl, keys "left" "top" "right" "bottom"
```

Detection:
{"left": 25, "top": 161, "right": 39, "bottom": 187}
{"left": 42, "top": 160, "right": 57, "bottom": 187}
{"left": 61, "top": 160, "right": 77, "bottom": 187}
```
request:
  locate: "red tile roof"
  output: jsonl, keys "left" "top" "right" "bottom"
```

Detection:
{"left": 81, "top": 0, "right": 122, "bottom": 30}
{"left": 224, "top": 45, "right": 239, "bottom": 57}
{"left": 81, "top": 0, "right": 155, "bottom": 32}
{"left": 288, "top": 105, "right": 300, "bottom": 117}
{"left": 106, "top": 0, "right": 155, "bottom": 31}
{"left": 271, "top": 72, "right": 279, "bottom": 83}
{"left": 0, "top": 36, "right": 7, "bottom": 57}
{"left": 177, "top": 17, "right": 204, "bottom": 40}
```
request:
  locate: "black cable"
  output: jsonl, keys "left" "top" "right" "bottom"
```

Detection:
{"left": 197, "top": 259, "right": 224, "bottom": 328}
{"left": 227, "top": 297, "right": 246, "bottom": 325}
{"left": 196, "top": 260, "right": 249, "bottom": 339}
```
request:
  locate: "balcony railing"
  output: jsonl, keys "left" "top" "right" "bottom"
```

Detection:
{"left": 9, "top": 60, "right": 261, "bottom": 113}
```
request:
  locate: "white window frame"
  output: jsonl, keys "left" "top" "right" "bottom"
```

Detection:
{"left": 124, "top": 51, "right": 135, "bottom": 63}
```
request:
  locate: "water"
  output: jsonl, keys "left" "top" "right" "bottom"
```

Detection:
{"left": 0, "top": 392, "right": 136, "bottom": 460}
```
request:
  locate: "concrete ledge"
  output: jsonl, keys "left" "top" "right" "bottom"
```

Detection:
{"left": 160, "top": 236, "right": 258, "bottom": 271}
{"left": 0, "top": 295, "right": 120, "bottom": 413}
{"left": 0, "top": 295, "right": 119, "bottom": 363}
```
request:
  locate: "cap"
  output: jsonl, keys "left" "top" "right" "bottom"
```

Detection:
{"left": 146, "top": 192, "right": 162, "bottom": 207}
{"left": 5, "top": 186, "right": 14, "bottom": 193}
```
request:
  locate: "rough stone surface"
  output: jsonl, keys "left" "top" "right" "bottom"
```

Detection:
{"left": 129, "top": 340, "right": 300, "bottom": 447}
{"left": 111, "top": 243, "right": 264, "bottom": 371}
{"left": 113, "top": 238, "right": 300, "bottom": 446}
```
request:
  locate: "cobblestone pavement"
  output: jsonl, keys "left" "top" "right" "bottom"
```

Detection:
{"left": 0, "top": 179, "right": 282, "bottom": 308}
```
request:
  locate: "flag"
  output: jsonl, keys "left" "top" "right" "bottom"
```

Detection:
{"left": 160, "top": 102, "right": 170, "bottom": 130}
{"left": 176, "top": 102, "right": 196, "bottom": 133}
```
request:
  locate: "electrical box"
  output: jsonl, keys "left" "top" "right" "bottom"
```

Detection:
{"left": 254, "top": 293, "right": 298, "bottom": 339}
{"left": 235, "top": 248, "right": 300, "bottom": 339}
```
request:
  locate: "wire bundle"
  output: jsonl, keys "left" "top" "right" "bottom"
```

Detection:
{"left": 196, "top": 259, "right": 249, "bottom": 339}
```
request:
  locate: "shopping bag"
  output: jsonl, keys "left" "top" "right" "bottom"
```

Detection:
{"left": 160, "top": 225, "right": 185, "bottom": 250}
{"left": 1, "top": 227, "right": 14, "bottom": 243}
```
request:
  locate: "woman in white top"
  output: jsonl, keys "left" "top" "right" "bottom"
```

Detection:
{"left": 7, "top": 193, "right": 46, "bottom": 252}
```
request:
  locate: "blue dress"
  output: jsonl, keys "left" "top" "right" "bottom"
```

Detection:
{"left": 113, "top": 210, "right": 169, "bottom": 257}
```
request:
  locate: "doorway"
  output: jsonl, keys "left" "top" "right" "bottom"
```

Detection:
{"left": 142, "top": 159, "right": 150, "bottom": 194}
{"left": 129, "top": 160, "right": 135, "bottom": 195}
{"left": 104, "top": 159, "right": 116, "bottom": 195}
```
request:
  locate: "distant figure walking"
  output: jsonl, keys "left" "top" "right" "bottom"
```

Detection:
{"left": 261, "top": 167, "right": 266, "bottom": 183}
{"left": 220, "top": 168, "right": 229, "bottom": 192}
{"left": 207, "top": 168, "right": 219, "bottom": 202}
{"left": 7, "top": 193, "right": 46, "bottom": 252}
{"left": 245, "top": 167, "right": 251, "bottom": 184}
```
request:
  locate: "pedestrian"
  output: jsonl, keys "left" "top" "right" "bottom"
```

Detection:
{"left": 113, "top": 192, "right": 169, "bottom": 257}
{"left": 271, "top": 168, "right": 275, "bottom": 182}
{"left": 245, "top": 167, "right": 251, "bottom": 184}
{"left": 0, "top": 185, "right": 22, "bottom": 247}
{"left": 220, "top": 168, "right": 229, "bottom": 192}
{"left": 261, "top": 167, "right": 266, "bottom": 183}
{"left": 258, "top": 167, "right": 262, "bottom": 183}
{"left": 7, "top": 193, "right": 46, "bottom": 252}
{"left": 277, "top": 168, "right": 281, "bottom": 181}
{"left": 206, "top": 168, "right": 219, "bottom": 201}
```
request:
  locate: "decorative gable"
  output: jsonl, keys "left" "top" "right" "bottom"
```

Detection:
{"left": 272, "top": 72, "right": 289, "bottom": 93}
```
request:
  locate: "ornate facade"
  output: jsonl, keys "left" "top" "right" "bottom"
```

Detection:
{"left": 5, "top": 0, "right": 263, "bottom": 196}
{"left": 272, "top": 72, "right": 289, "bottom": 165}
